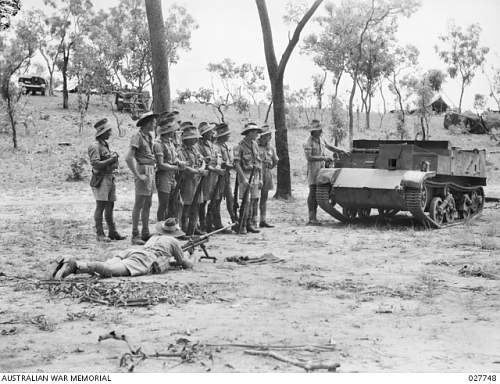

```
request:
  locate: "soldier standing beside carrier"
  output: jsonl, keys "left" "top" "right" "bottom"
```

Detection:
{"left": 257, "top": 124, "right": 278, "bottom": 228}
{"left": 303, "top": 119, "right": 347, "bottom": 226}
{"left": 153, "top": 118, "right": 182, "bottom": 221}
{"left": 197, "top": 122, "right": 224, "bottom": 232}
{"left": 234, "top": 122, "right": 263, "bottom": 234}
{"left": 125, "top": 112, "right": 157, "bottom": 245}
{"left": 177, "top": 122, "right": 207, "bottom": 235}
{"left": 88, "top": 119, "right": 126, "bottom": 242}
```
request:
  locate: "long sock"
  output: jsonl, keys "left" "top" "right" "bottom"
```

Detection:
{"left": 94, "top": 201, "right": 106, "bottom": 235}
{"left": 141, "top": 195, "right": 152, "bottom": 236}
{"left": 132, "top": 195, "right": 146, "bottom": 236}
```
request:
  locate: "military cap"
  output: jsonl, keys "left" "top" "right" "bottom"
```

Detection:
{"left": 199, "top": 121, "right": 216, "bottom": 136}
{"left": 136, "top": 111, "right": 158, "bottom": 127}
{"left": 182, "top": 127, "right": 201, "bottom": 140}
{"left": 241, "top": 122, "right": 263, "bottom": 135}
{"left": 94, "top": 118, "right": 112, "bottom": 138}
{"left": 215, "top": 123, "right": 230, "bottom": 138}
{"left": 259, "top": 124, "right": 275, "bottom": 136}
{"left": 308, "top": 119, "right": 322, "bottom": 131}
{"left": 157, "top": 123, "right": 177, "bottom": 136}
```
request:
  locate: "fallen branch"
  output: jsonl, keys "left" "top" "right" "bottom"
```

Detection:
{"left": 244, "top": 350, "right": 340, "bottom": 372}
{"left": 205, "top": 342, "right": 336, "bottom": 352}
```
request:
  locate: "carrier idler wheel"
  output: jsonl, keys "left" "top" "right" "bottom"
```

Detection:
{"left": 429, "top": 197, "right": 445, "bottom": 225}
{"left": 343, "top": 207, "right": 358, "bottom": 220}
{"left": 358, "top": 208, "right": 371, "bottom": 218}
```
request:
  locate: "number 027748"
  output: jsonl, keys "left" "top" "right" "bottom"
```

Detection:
{"left": 468, "top": 375, "right": 497, "bottom": 382}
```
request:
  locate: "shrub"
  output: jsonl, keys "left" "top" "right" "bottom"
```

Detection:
{"left": 67, "top": 155, "right": 88, "bottom": 181}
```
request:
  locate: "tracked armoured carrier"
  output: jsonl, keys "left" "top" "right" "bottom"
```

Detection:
{"left": 316, "top": 140, "right": 486, "bottom": 228}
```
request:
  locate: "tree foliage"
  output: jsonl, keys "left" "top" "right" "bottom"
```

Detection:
{"left": 436, "top": 23, "right": 489, "bottom": 113}
{"left": 0, "top": 0, "right": 21, "bottom": 30}
{"left": 303, "top": 0, "right": 420, "bottom": 145}
{"left": 0, "top": 10, "right": 40, "bottom": 148}
{"left": 90, "top": 0, "right": 197, "bottom": 91}
{"left": 43, "top": 0, "right": 94, "bottom": 108}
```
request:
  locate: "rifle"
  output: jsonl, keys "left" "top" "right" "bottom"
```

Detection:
{"left": 187, "top": 169, "right": 206, "bottom": 236}
{"left": 181, "top": 224, "right": 234, "bottom": 262}
{"left": 232, "top": 174, "right": 239, "bottom": 222}
{"left": 168, "top": 171, "right": 185, "bottom": 218}
{"left": 209, "top": 166, "right": 226, "bottom": 202}
{"left": 238, "top": 165, "right": 256, "bottom": 233}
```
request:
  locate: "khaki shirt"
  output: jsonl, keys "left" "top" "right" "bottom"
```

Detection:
{"left": 234, "top": 138, "right": 262, "bottom": 185}
{"left": 217, "top": 142, "right": 234, "bottom": 168}
{"left": 177, "top": 144, "right": 204, "bottom": 205}
{"left": 120, "top": 235, "right": 185, "bottom": 276}
{"left": 304, "top": 136, "right": 326, "bottom": 186}
{"left": 153, "top": 139, "right": 178, "bottom": 191}
{"left": 88, "top": 139, "right": 118, "bottom": 175}
{"left": 259, "top": 143, "right": 278, "bottom": 191}
{"left": 197, "top": 140, "right": 221, "bottom": 201}
{"left": 130, "top": 131, "right": 155, "bottom": 165}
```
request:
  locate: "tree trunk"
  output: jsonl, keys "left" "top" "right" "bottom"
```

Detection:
{"left": 48, "top": 69, "right": 54, "bottom": 96}
{"left": 7, "top": 95, "right": 17, "bottom": 149}
{"left": 272, "top": 77, "right": 292, "bottom": 199}
{"left": 458, "top": 79, "right": 465, "bottom": 114}
{"left": 366, "top": 94, "right": 372, "bottom": 130}
{"left": 255, "top": 0, "right": 323, "bottom": 199}
{"left": 62, "top": 54, "right": 69, "bottom": 109}
{"left": 348, "top": 72, "right": 357, "bottom": 149}
{"left": 145, "top": 0, "right": 170, "bottom": 114}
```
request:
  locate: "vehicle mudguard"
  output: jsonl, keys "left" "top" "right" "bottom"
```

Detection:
{"left": 401, "top": 171, "right": 436, "bottom": 189}
{"left": 316, "top": 168, "right": 341, "bottom": 185}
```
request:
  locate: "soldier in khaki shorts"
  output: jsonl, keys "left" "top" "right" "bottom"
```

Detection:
{"left": 197, "top": 122, "right": 224, "bottom": 232}
{"left": 153, "top": 118, "right": 182, "bottom": 221}
{"left": 257, "top": 124, "right": 278, "bottom": 228}
{"left": 177, "top": 122, "right": 207, "bottom": 235}
{"left": 126, "top": 112, "right": 158, "bottom": 244}
{"left": 234, "top": 122, "right": 263, "bottom": 234}
{"left": 209, "top": 123, "right": 236, "bottom": 232}
{"left": 88, "top": 119, "right": 126, "bottom": 242}
{"left": 52, "top": 218, "right": 194, "bottom": 279}
{"left": 303, "top": 119, "right": 347, "bottom": 225}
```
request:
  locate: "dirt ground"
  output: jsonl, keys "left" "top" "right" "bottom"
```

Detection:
{"left": 1, "top": 95, "right": 500, "bottom": 372}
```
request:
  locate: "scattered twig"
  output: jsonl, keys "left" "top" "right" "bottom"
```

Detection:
{"left": 204, "top": 342, "right": 336, "bottom": 352}
{"left": 244, "top": 349, "right": 340, "bottom": 372}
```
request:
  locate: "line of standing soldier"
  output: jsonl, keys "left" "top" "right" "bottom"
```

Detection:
{"left": 88, "top": 112, "right": 278, "bottom": 244}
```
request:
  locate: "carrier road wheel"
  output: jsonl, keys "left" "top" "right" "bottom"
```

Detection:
{"left": 378, "top": 208, "right": 399, "bottom": 217}
{"left": 460, "top": 199, "right": 472, "bottom": 219}
{"left": 343, "top": 207, "right": 358, "bottom": 220}
{"left": 429, "top": 197, "right": 445, "bottom": 225}
{"left": 358, "top": 208, "right": 371, "bottom": 218}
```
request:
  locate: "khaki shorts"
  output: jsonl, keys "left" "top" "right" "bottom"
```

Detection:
{"left": 91, "top": 175, "right": 116, "bottom": 201}
{"left": 239, "top": 183, "right": 260, "bottom": 200}
{"left": 135, "top": 164, "right": 156, "bottom": 196}
{"left": 156, "top": 173, "right": 175, "bottom": 194}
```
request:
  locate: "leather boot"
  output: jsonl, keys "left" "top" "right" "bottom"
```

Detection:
{"left": 95, "top": 218, "right": 110, "bottom": 242}
{"left": 131, "top": 230, "right": 145, "bottom": 245}
{"left": 108, "top": 222, "right": 126, "bottom": 240}
{"left": 259, "top": 200, "right": 274, "bottom": 227}
{"left": 246, "top": 217, "right": 260, "bottom": 233}
{"left": 307, "top": 209, "right": 322, "bottom": 226}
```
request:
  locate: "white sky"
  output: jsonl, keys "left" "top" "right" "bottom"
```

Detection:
{"left": 20, "top": 0, "right": 500, "bottom": 110}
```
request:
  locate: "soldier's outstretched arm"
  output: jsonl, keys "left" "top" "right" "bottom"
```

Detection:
{"left": 325, "top": 142, "right": 348, "bottom": 155}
